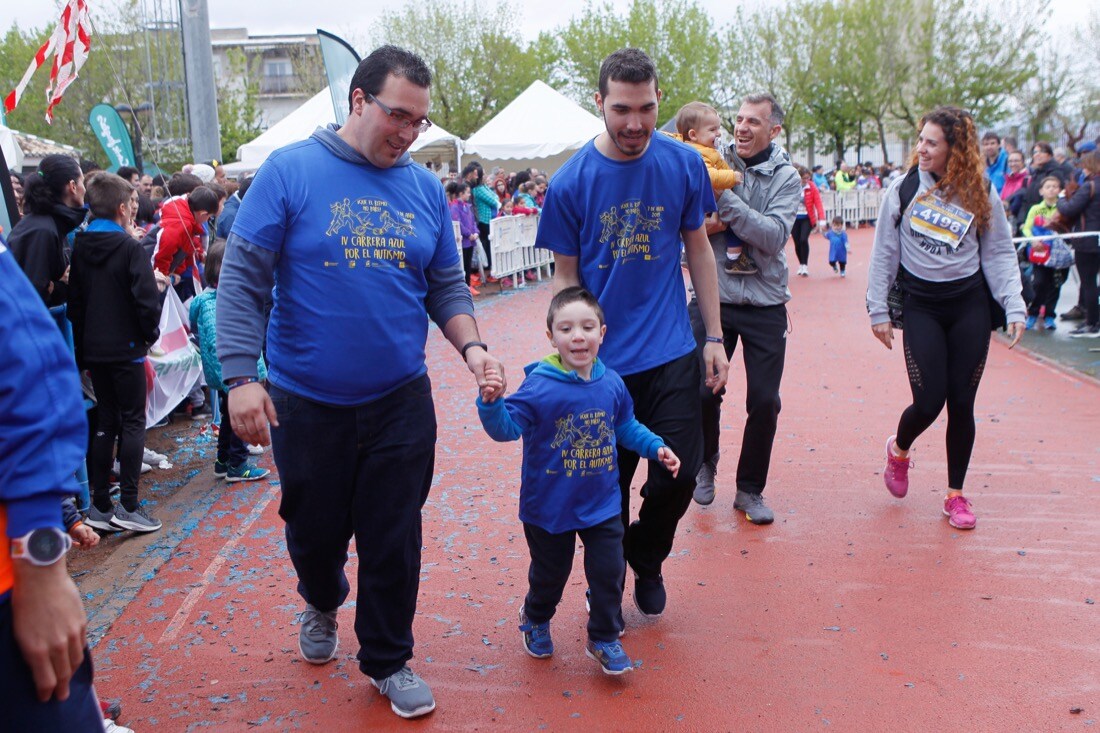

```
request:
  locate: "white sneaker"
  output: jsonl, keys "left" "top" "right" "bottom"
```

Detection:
{"left": 113, "top": 460, "right": 152, "bottom": 475}
{"left": 247, "top": 444, "right": 265, "bottom": 455}
{"left": 144, "top": 447, "right": 168, "bottom": 463}
{"left": 103, "top": 718, "right": 135, "bottom": 732}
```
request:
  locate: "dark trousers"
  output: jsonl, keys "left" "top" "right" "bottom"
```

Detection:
{"left": 1075, "top": 251, "right": 1100, "bottom": 325}
{"left": 617, "top": 351, "right": 702, "bottom": 579}
{"left": 269, "top": 376, "right": 437, "bottom": 680}
{"left": 88, "top": 360, "right": 147, "bottom": 512}
{"left": 217, "top": 390, "right": 248, "bottom": 467}
{"left": 462, "top": 245, "right": 474, "bottom": 284}
{"left": 791, "top": 217, "right": 812, "bottom": 266}
{"left": 897, "top": 285, "right": 990, "bottom": 490}
{"left": 477, "top": 221, "right": 493, "bottom": 272}
{"left": 690, "top": 299, "right": 788, "bottom": 495}
{"left": 523, "top": 516, "right": 624, "bottom": 642}
{"left": 0, "top": 601, "right": 102, "bottom": 732}
{"left": 1028, "top": 266, "right": 1066, "bottom": 317}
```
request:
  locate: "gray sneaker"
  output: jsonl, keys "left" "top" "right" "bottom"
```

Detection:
{"left": 693, "top": 453, "right": 719, "bottom": 505}
{"left": 110, "top": 504, "right": 162, "bottom": 532}
{"left": 84, "top": 504, "right": 122, "bottom": 532}
{"left": 734, "top": 490, "right": 774, "bottom": 525}
{"left": 297, "top": 604, "right": 338, "bottom": 664}
{"left": 371, "top": 665, "right": 436, "bottom": 719}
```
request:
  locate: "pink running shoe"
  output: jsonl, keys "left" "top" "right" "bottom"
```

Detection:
{"left": 943, "top": 495, "right": 976, "bottom": 529}
{"left": 883, "top": 435, "right": 911, "bottom": 498}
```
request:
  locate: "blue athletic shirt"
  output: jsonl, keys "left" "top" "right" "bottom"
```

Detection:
{"left": 230, "top": 137, "right": 460, "bottom": 405}
{"left": 534, "top": 132, "right": 715, "bottom": 375}
{"left": 477, "top": 356, "right": 665, "bottom": 534}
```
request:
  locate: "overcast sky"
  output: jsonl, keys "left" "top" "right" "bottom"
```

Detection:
{"left": 4, "top": 0, "right": 1088, "bottom": 46}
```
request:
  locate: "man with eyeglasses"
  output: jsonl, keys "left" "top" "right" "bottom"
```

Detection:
{"left": 1019, "top": 141, "right": 1067, "bottom": 221}
{"left": 216, "top": 44, "right": 505, "bottom": 720}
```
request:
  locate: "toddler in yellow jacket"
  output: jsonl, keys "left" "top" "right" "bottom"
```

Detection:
{"left": 672, "top": 102, "right": 756, "bottom": 276}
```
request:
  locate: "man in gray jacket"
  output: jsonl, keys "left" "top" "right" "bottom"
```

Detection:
{"left": 689, "top": 93, "right": 802, "bottom": 524}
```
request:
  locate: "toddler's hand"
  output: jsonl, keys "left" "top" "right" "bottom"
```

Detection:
{"left": 69, "top": 523, "right": 100, "bottom": 549}
{"left": 657, "top": 446, "right": 681, "bottom": 478}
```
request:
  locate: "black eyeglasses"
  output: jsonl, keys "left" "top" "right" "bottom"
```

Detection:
{"left": 366, "top": 94, "right": 432, "bottom": 132}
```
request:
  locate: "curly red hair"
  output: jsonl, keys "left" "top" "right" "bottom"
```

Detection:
{"left": 907, "top": 106, "right": 992, "bottom": 232}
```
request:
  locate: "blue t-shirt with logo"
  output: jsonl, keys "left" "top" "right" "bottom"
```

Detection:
{"left": 534, "top": 132, "right": 715, "bottom": 375}
{"left": 231, "top": 139, "right": 459, "bottom": 405}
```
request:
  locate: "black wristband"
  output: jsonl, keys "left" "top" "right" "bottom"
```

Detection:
{"left": 461, "top": 341, "right": 488, "bottom": 360}
{"left": 705, "top": 336, "right": 723, "bottom": 344}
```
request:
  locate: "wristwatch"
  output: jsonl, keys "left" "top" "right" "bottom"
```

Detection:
{"left": 10, "top": 527, "right": 73, "bottom": 566}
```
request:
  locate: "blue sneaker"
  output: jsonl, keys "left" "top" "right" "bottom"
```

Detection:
{"left": 585, "top": 638, "right": 633, "bottom": 675}
{"left": 1043, "top": 316, "right": 1056, "bottom": 330}
{"left": 225, "top": 462, "right": 270, "bottom": 483}
{"left": 213, "top": 460, "right": 228, "bottom": 479}
{"left": 518, "top": 607, "right": 553, "bottom": 658}
{"left": 1025, "top": 315, "right": 1037, "bottom": 330}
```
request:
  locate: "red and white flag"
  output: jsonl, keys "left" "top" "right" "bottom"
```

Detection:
{"left": 4, "top": 0, "right": 92, "bottom": 123}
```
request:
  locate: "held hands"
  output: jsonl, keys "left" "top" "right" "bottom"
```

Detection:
{"left": 228, "top": 382, "right": 279, "bottom": 447}
{"left": 69, "top": 523, "right": 99, "bottom": 549}
{"left": 480, "top": 364, "right": 505, "bottom": 402}
{"left": 467, "top": 347, "right": 506, "bottom": 403}
{"left": 1006, "top": 321, "right": 1025, "bottom": 349}
{"left": 702, "top": 341, "right": 729, "bottom": 394}
{"left": 872, "top": 322, "right": 894, "bottom": 350}
{"left": 657, "top": 446, "right": 681, "bottom": 477}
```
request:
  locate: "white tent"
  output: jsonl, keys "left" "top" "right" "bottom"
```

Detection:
{"left": 223, "top": 86, "right": 461, "bottom": 176}
{"left": 0, "top": 124, "right": 25, "bottom": 171}
{"left": 463, "top": 80, "right": 603, "bottom": 172}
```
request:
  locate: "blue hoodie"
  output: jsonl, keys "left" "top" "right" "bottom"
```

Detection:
{"left": 477, "top": 355, "right": 665, "bottom": 534}
{"left": 217, "top": 124, "right": 474, "bottom": 405}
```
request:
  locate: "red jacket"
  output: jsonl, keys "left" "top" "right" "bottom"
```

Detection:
{"left": 803, "top": 181, "right": 825, "bottom": 227}
{"left": 153, "top": 197, "right": 204, "bottom": 277}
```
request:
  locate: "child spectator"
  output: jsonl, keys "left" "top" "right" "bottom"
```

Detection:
{"left": 499, "top": 199, "right": 516, "bottom": 217}
{"left": 153, "top": 185, "right": 220, "bottom": 301}
{"left": 67, "top": 173, "right": 162, "bottom": 534}
{"left": 673, "top": 101, "right": 755, "bottom": 276}
{"left": 476, "top": 287, "right": 680, "bottom": 676}
{"left": 512, "top": 198, "right": 539, "bottom": 216}
{"left": 189, "top": 240, "right": 271, "bottom": 483}
{"left": 825, "top": 215, "right": 849, "bottom": 277}
{"left": 446, "top": 180, "right": 481, "bottom": 294}
{"left": 1022, "top": 176, "right": 1071, "bottom": 330}
{"left": 515, "top": 181, "right": 541, "bottom": 212}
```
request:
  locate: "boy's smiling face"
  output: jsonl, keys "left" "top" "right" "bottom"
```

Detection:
{"left": 547, "top": 300, "right": 606, "bottom": 379}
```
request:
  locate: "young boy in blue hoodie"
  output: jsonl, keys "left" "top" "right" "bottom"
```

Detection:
{"left": 477, "top": 287, "right": 680, "bottom": 675}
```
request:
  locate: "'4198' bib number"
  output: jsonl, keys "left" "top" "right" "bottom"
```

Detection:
{"left": 908, "top": 194, "right": 975, "bottom": 250}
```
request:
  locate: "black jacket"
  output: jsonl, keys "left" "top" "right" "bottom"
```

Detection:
{"left": 1019, "top": 160, "right": 1068, "bottom": 218}
{"left": 1057, "top": 174, "right": 1100, "bottom": 254}
{"left": 6, "top": 203, "right": 86, "bottom": 305}
{"left": 67, "top": 223, "right": 161, "bottom": 365}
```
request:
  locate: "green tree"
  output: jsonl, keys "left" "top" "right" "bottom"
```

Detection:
{"left": 216, "top": 48, "right": 264, "bottom": 163}
{"left": 373, "top": 0, "right": 545, "bottom": 138}
{"left": 553, "top": 0, "right": 722, "bottom": 126}
{"left": 891, "top": 0, "right": 1036, "bottom": 132}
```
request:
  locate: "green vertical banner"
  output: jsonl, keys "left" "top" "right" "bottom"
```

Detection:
{"left": 317, "top": 30, "right": 361, "bottom": 128}
{"left": 88, "top": 103, "right": 136, "bottom": 171}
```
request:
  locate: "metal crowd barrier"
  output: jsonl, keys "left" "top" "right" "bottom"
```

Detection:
{"left": 821, "top": 189, "right": 884, "bottom": 225}
{"left": 488, "top": 214, "right": 553, "bottom": 288}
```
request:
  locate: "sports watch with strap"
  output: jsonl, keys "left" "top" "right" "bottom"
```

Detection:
{"left": 10, "top": 527, "right": 73, "bottom": 566}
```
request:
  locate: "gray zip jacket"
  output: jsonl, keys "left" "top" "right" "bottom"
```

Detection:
{"left": 866, "top": 169, "right": 1026, "bottom": 326}
{"left": 708, "top": 143, "right": 802, "bottom": 306}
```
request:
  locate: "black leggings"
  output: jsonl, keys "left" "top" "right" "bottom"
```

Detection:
{"left": 791, "top": 217, "right": 812, "bottom": 266}
{"left": 896, "top": 284, "right": 990, "bottom": 490}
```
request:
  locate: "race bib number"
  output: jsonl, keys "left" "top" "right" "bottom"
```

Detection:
{"left": 909, "top": 194, "right": 974, "bottom": 250}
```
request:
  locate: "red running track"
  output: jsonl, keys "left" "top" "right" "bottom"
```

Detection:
{"left": 89, "top": 227, "right": 1099, "bottom": 731}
